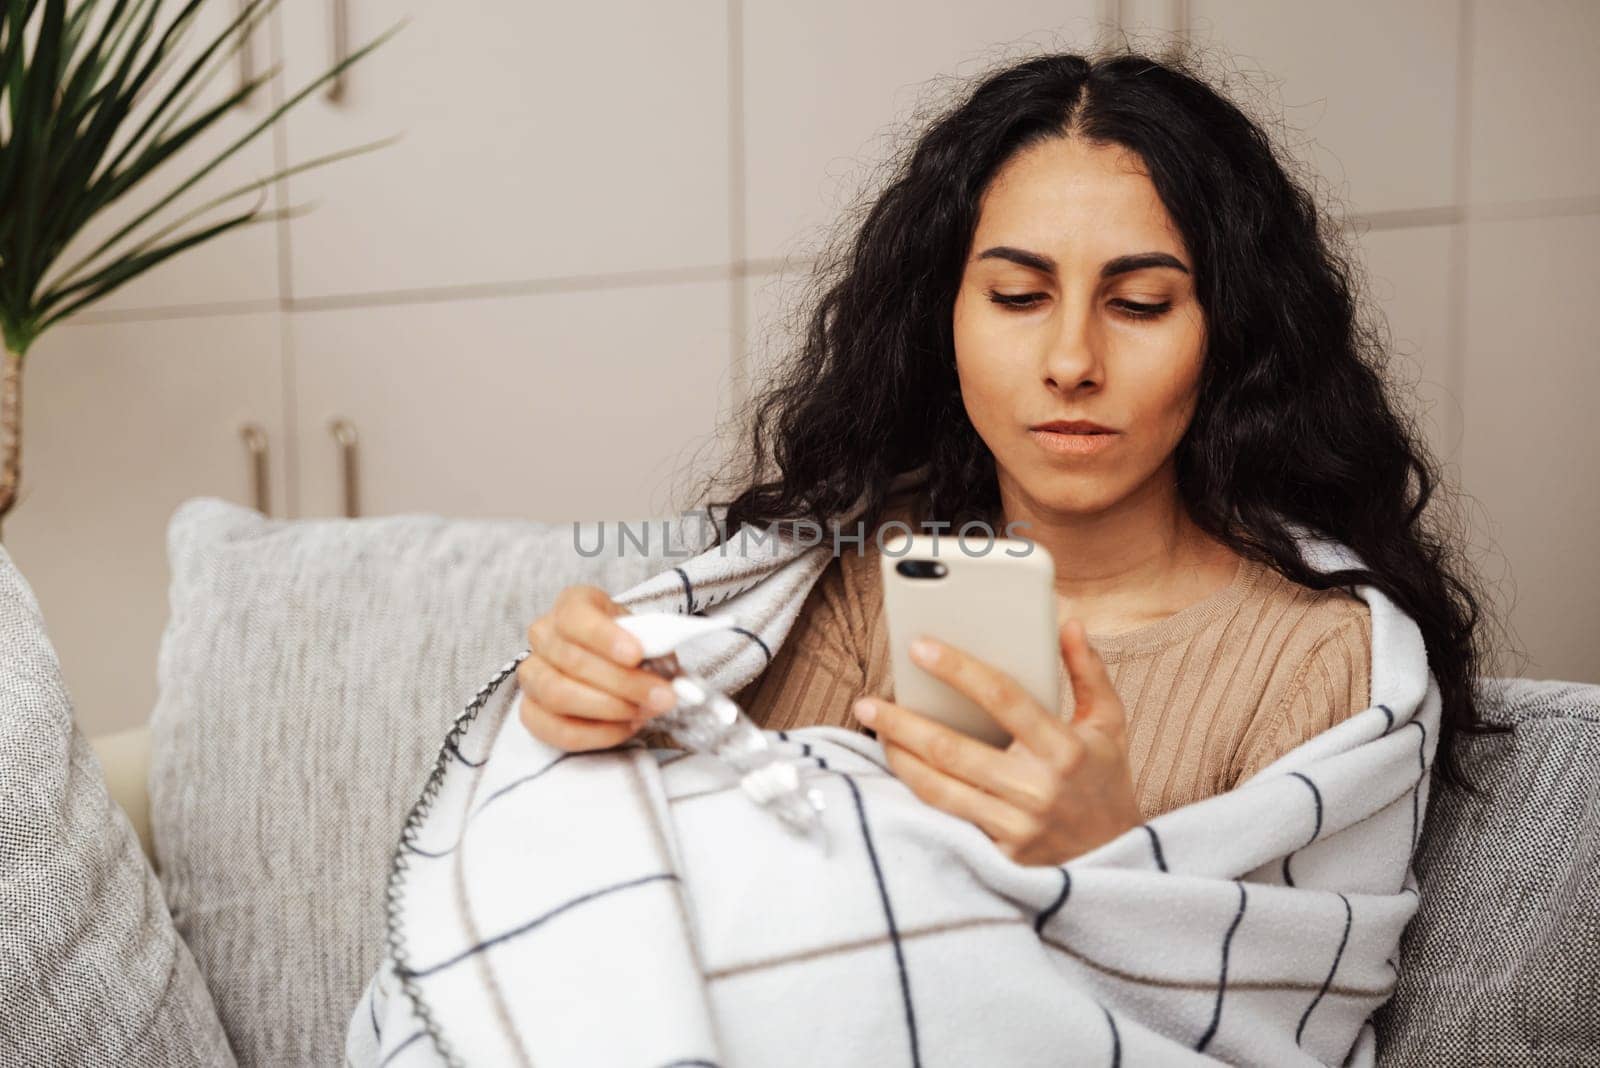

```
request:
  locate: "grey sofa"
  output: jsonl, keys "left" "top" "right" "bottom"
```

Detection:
{"left": 26, "top": 498, "right": 1600, "bottom": 1064}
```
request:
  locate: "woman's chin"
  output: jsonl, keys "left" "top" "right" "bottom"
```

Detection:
{"left": 1010, "top": 481, "right": 1132, "bottom": 523}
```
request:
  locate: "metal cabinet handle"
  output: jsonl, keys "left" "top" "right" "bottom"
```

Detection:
{"left": 326, "top": 0, "right": 350, "bottom": 103}
{"left": 235, "top": 0, "right": 256, "bottom": 106}
{"left": 328, "top": 417, "right": 361, "bottom": 517}
{"left": 239, "top": 423, "right": 270, "bottom": 515}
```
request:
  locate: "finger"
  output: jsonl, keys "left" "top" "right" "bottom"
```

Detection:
{"left": 884, "top": 740, "right": 1034, "bottom": 848}
{"left": 517, "top": 693, "right": 641, "bottom": 752}
{"left": 530, "top": 623, "right": 677, "bottom": 715}
{"left": 551, "top": 585, "right": 643, "bottom": 666}
{"left": 1059, "top": 620, "right": 1122, "bottom": 733}
{"left": 858, "top": 696, "right": 1053, "bottom": 815}
{"left": 907, "top": 635, "right": 1072, "bottom": 764}
{"left": 517, "top": 653, "right": 647, "bottom": 724}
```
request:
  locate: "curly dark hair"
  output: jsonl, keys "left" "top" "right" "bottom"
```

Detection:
{"left": 697, "top": 47, "right": 1498, "bottom": 794}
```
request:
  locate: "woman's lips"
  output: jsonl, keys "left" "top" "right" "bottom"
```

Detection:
{"left": 1028, "top": 426, "right": 1121, "bottom": 455}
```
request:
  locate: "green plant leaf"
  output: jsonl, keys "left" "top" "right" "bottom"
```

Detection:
{"left": 2, "top": 2, "right": 46, "bottom": 138}
{"left": 50, "top": 17, "right": 402, "bottom": 295}
{"left": 36, "top": 0, "right": 207, "bottom": 264}
{"left": 41, "top": 58, "right": 277, "bottom": 285}
{"left": 36, "top": 197, "right": 269, "bottom": 328}
{"left": 99, "top": 0, "right": 272, "bottom": 184}
{"left": 41, "top": 131, "right": 398, "bottom": 301}
{"left": 48, "top": 57, "right": 277, "bottom": 276}
{"left": 145, "top": 0, "right": 265, "bottom": 147}
{"left": 1, "top": 0, "right": 401, "bottom": 340}
{"left": 4, "top": 0, "right": 159, "bottom": 294}
{"left": 56, "top": 0, "right": 134, "bottom": 121}
{"left": 7, "top": 0, "right": 67, "bottom": 308}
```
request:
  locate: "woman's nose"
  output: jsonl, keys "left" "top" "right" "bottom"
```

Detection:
{"left": 1041, "top": 304, "right": 1104, "bottom": 392}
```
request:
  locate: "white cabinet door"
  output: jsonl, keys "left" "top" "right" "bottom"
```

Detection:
{"left": 4, "top": 314, "right": 287, "bottom": 734}
{"left": 1468, "top": 0, "right": 1600, "bottom": 206}
{"left": 742, "top": 0, "right": 1105, "bottom": 262}
{"left": 288, "top": 280, "right": 733, "bottom": 522}
{"left": 274, "top": 0, "right": 731, "bottom": 301}
{"left": 62, "top": 4, "right": 285, "bottom": 316}
{"left": 1461, "top": 215, "right": 1600, "bottom": 684}
{"left": 1188, "top": 0, "right": 1461, "bottom": 217}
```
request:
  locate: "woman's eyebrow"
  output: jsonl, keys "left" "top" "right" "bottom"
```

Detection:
{"left": 975, "top": 246, "right": 1190, "bottom": 278}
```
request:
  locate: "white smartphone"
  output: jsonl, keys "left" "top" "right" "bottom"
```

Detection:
{"left": 878, "top": 531, "right": 1060, "bottom": 748}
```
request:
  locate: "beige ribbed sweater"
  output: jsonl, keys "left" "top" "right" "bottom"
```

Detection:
{"left": 708, "top": 515, "right": 1372, "bottom": 822}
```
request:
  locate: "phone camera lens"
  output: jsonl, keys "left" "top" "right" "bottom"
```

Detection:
{"left": 895, "top": 559, "right": 947, "bottom": 580}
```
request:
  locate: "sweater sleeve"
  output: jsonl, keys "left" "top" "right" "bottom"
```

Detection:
{"left": 1228, "top": 612, "right": 1372, "bottom": 785}
{"left": 635, "top": 556, "right": 872, "bottom": 749}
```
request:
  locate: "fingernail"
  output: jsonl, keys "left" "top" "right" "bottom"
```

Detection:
{"left": 853, "top": 698, "right": 876, "bottom": 725}
{"left": 646, "top": 685, "right": 676, "bottom": 713}
{"left": 613, "top": 635, "right": 639, "bottom": 662}
{"left": 910, "top": 637, "right": 937, "bottom": 664}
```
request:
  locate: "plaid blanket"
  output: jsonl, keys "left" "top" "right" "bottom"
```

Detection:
{"left": 346, "top": 508, "right": 1436, "bottom": 1067}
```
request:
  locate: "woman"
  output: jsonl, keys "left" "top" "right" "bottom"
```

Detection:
{"left": 514, "top": 50, "right": 1490, "bottom": 866}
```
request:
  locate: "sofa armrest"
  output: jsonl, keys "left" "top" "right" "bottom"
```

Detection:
{"left": 88, "top": 725, "right": 154, "bottom": 870}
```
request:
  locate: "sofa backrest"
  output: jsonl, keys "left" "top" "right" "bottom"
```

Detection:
{"left": 149, "top": 498, "right": 677, "bottom": 1066}
{"left": 1373, "top": 677, "right": 1600, "bottom": 1063}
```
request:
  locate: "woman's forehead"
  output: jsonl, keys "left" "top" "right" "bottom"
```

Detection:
{"left": 973, "top": 139, "right": 1187, "bottom": 263}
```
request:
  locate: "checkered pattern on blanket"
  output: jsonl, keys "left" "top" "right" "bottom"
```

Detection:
{"left": 347, "top": 513, "right": 1436, "bottom": 1068}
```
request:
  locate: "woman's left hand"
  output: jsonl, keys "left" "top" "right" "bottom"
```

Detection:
{"left": 853, "top": 619, "right": 1142, "bottom": 866}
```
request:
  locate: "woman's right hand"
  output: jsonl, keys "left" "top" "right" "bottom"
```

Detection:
{"left": 516, "top": 585, "right": 680, "bottom": 752}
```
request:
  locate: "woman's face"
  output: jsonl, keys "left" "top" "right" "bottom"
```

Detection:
{"left": 952, "top": 135, "right": 1206, "bottom": 521}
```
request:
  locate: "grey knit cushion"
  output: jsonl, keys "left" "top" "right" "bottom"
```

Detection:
{"left": 1374, "top": 678, "right": 1600, "bottom": 1065}
{"left": 0, "top": 544, "right": 234, "bottom": 1065}
{"left": 149, "top": 498, "right": 665, "bottom": 1067}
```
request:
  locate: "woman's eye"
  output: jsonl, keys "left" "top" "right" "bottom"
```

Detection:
{"left": 1111, "top": 299, "right": 1171, "bottom": 319}
{"left": 987, "top": 291, "right": 1045, "bottom": 309}
{"left": 985, "top": 290, "right": 1172, "bottom": 319}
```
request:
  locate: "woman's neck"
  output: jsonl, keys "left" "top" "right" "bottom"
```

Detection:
{"left": 997, "top": 465, "right": 1241, "bottom": 636}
